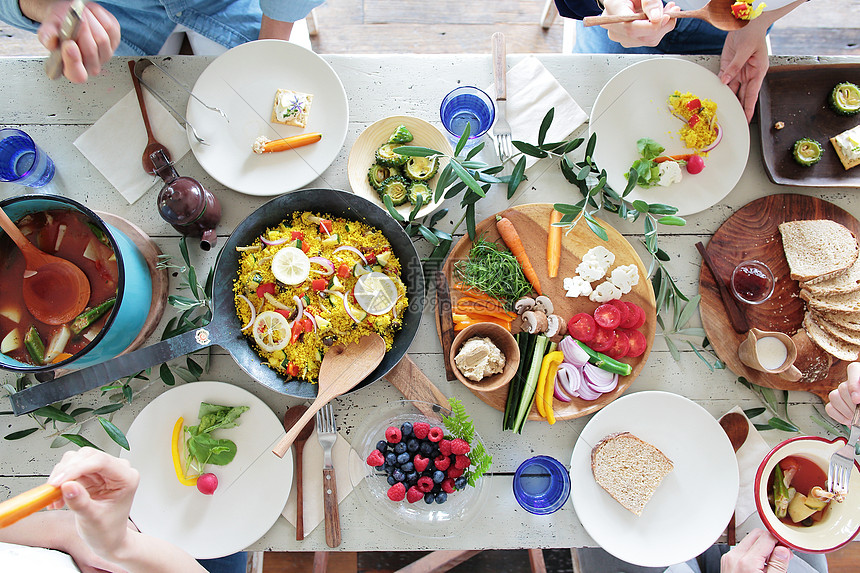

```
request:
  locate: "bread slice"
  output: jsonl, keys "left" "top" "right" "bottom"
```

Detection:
{"left": 803, "top": 312, "right": 860, "bottom": 361}
{"left": 779, "top": 220, "right": 859, "bottom": 284}
{"left": 802, "top": 289, "right": 860, "bottom": 316}
{"left": 817, "top": 310, "right": 860, "bottom": 332}
{"left": 813, "top": 313, "right": 860, "bottom": 346}
{"left": 591, "top": 432, "right": 673, "bottom": 517}
{"left": 801, "top": 253, "right": 860, "bottom": 296}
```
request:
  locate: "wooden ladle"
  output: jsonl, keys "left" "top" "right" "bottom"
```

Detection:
{"left": 273, "top": 334, "right": 386, "bottom": 458}
{"left": 0, "top": 207, "right": 90, "bottom": 326}
{"left": 583, "top": 0, "right": 750, "bottom": 32}
{"left": 719, "top": 411, "right": 749, "bottom": 545}
{"left": 283, "top": 405, "right": 315, "bottom": 541}
{"left": 128, "top": 60, "right": 171, "bottom": 175}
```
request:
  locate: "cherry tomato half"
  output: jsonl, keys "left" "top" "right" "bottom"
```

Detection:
{"left": 589, "top": 326, "right": 615, "bottom": 353}
{"left": 594, "top": 303, "right": 622, "bottom": 330}
{"left": 567, "top": 313, "right": 597, "bottom": 343}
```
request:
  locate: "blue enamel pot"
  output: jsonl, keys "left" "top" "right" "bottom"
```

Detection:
{"left": 0, "top": 194, "right": 152, "bottom": 373}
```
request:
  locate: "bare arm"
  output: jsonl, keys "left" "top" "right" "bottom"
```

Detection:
{"left": 259, "top": 14, "right": 295, "bottom": 40}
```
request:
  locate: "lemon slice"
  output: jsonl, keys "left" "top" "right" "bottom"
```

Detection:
{"left": 271, "top": 246, "right": 310, "bottom": 285}
{"left": 252, "top": 311, "right": 290, "bottom": 353}
{"left": 353, "top": 272, "right": 398, "bottom": 315}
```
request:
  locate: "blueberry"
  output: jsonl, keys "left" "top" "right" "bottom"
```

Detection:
{"left": 401, "top": 422, "right": 413, "bottom": 436}
{"left": 405, "top": 471, "right": 418, "bottom": 484}
{"left": 435, "top": 492, "right": 448, "bottom": 504}
{"left": 387, "top": 475, "right": 396, "bottom": 485}
{"left": 432, "top": 470, "right": 445, "bottom": 484}
{"left": 400, "top": 462, "right": 414, "bottom": 472}
{"left": 424, "top": 492, "right": 435, "bottom": 504}
{"left": 393, "top": 442, "right": 407, "bottom": 455}
{"left": 454, "top": 477, "right": 468, "bottom": 490}
{"left": 396, "top": 452, "right": 411, "bottom": 465}
{"left": 375, "top": 464, "right": 385, "bottom": 471}
{"left": 383, "top": 463, "right": 394, "bottom": 474}
{"left": 406, "top": 438, "right": 420, "bottom": 453}
{"left": 393, "top": 469, "right": 405, "bottom": 482}
{"left": 385, "top": 453, "right": 397, "bottom": 466}
{"left": 419, "top": 442, "right": 434, "bottom": 456}
{"left": 376, "top": 440, "right": 388, "bottom": 452}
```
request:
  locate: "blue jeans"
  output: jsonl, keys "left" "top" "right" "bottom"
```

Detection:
{"left": 198, "top": 552, "right": 247, "bottom": 573}
{"left": 573, "top": 17, "right": 727, "bottom": 55}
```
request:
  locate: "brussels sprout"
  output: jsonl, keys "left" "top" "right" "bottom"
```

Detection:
{"left": 388, "top": 124, "right": 414, "bottom": 144}
{"left": 375, "top": 143, "right": 408, "bottom": 167}
{"left": 379, "top": 175, "right": 409, "bottom": 206}
{"left": 404, "top": 155, "right": 439, "bottom": 181}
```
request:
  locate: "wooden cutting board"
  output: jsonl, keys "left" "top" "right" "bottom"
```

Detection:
{"left": 438, "top": 203, "right": 656, "bottom": 421}
{"left": 698, "top": 193, "right": 859, "bottom": 400}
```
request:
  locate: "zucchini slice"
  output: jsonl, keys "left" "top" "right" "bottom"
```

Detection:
{"left": 375, "top": 143, "right": 408, "bottom": 167}
{"left": 830, "top": 82, "right": 860, "bottom": 116}
{"left": 367, "top": 163, "right": 399, "bottom": 189}
{"left": 408, "top": 181, "right": 432, "bottom": 206}
{"left": 793, "top": 138, "right": 823, "bottom": 166}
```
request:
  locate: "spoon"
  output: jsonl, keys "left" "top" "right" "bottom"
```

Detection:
{"left": 283, "top": 405, "right": 315, "bottom": 541}
{"left": 583, "top": 0, "right": 750, "bottom": 32}
{"left": 0, "top": 207, "right": 91, "bottom": 326}
{"left": 272, "top": 334, "right": 386, "bottom": 458}
{"left": 128, "top": 60, "right": 171, "bottom": 175}
{"left": 719, "top": 411, "right": 749, "bottom": 545}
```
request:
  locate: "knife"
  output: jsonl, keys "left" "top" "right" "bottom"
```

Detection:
{"left": 45, "top": 0, "right": 86, "bottom": 80}
{"left": 696, "top": 242, "right": 749, "bottom": 334}
{"left": 435, "top": 270, "right": 457, "bottom": 381}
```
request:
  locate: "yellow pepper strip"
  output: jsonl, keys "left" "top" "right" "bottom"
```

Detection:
{"left": 537, "top": 351, "right": 564, "bottom": 425}
{"left": 171, "top": 417, "right": 198, "bottom": 487}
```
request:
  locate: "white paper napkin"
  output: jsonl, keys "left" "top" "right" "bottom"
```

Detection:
{"left": 74, "top": 89, "right": 191, "bottom": 204}
{"left": 722, "top": 406, "right": 771, "bottom": 525}
{"left": 281, "top": 428, "right": 364, "bottom": 536}
{"left": 485, "top": 55, "right": 588, "bottom": 168}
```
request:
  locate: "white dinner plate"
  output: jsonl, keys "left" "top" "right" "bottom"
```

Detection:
{"left": 570, "top": 391, "right": 738, "bottom": 567}
{"left": 186, "top": 40, "right": 349, "bottom": 195}
{"left": 589, "top": 58, "right": 749, "bottom": 217}
{"left": 120, "top": 381, "right": 293, "bottom": 559}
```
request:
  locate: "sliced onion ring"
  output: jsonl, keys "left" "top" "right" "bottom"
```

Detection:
{"left": 237, "top": 294, "right": 256, "bottom": 331}
{"left": 309, "top": 256, "right": 335, "bottom": 276}
{"left": 700, "top": 124, "right": 722, "bottom": 153}
{"left": 293, "top": 295, "right": 304, "bottom": 320}
{"left": 555, "top": 362, "right": 582, "bottom": 402}
{"left": 303, "top": 310, "right": 317, "bottom": 333}
{"left": 559, "top": 336, "right": 589, "bottom": 367}
{"left": 333, "top": 245, "right": 368, "bottom": 265}
{"left": 583, "top": 363, "right": 619, "bottom": 393}
{"left": 260, "top": 235, "right": 289, "bottom": 246}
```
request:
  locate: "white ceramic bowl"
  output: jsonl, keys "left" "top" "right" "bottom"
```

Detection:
{"left": 755, "top": 435, "right": 860, "bottom": 553}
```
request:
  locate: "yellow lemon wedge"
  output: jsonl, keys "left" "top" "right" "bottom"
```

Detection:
{"left": 271, "top": 246, "right": 310, "bottom": 285}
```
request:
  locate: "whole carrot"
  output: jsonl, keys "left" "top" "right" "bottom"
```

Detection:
{"left": 495, "top": 215, "right": 542, "bottom": 295}
{"left": 253, "top": 132, "right": 322, "bottom": 154}
{"left": 547, "top": 209, "right": 563, "bottom": 278}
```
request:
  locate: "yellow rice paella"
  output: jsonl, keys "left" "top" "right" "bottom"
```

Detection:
{"left": 668, "top": 91, "right": 720, "bottom": 151}
{"left": 233, "top": 212, "right": 408, "bottom": 381}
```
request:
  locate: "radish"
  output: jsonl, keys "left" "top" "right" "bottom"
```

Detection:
{"left": 686, "top": 155, "right": 705, "bottom": 175}
{"left": 197, "top": 473, "right": 218, "bottom": 495}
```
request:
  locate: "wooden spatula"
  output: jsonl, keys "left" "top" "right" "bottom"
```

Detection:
{"left": 272, "top": 334, "right": 386, "bottom": 458}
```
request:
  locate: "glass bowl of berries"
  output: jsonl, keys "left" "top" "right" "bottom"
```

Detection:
{"left": 348, "top": 399, "right": 492, "bottom": 537}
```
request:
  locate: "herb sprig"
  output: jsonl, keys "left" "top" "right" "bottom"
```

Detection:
{"left": 441, "top": 397, "right": 492, "bottom": 487}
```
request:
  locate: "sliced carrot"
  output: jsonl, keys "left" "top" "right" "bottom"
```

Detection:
{"left": 454, "top": 304, "right": 515, "bottom": 322}
{"left": 653, "top": 154, "right": 693, "bottom": 163}
{"left": 258, "top": 132, "right": 322, "bottom": 153}
{"left": 495, "top": 216, "right": 541, "bottom": 295}
{"left": 51, "top": 352, "right": 74, "bottom": 364}
{"left": 0, "top": 484, "right": 61, "bottom": 528}
{"left": 457, "top": 295, "right": 513, "bottom": 312}
{"left": 454, "top": 320, "right": 511, "bottom": 332}
{"left": 547, "top": 210, "right": 563, "bottom": 278}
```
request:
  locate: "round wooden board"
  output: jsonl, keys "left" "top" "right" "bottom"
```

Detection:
{"left": 438, "top": 203, "right": 657, "bottom": 421}
{"left": 698, "top": 193, "right": 859, "bottom": 400}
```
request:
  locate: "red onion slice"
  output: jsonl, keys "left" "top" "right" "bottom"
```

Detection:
{"left": 237, "top": 294, "right": 256, "bottom": 331}
{"left": 293, "top": 295, "right": 304, "bottom": 320}
{"left": 559, "top": 336, "right": 589, "bottom": 367}
{"left": 309, "top": 256, "right": 335, "bottom": 276}
{"left": 701, "top": 124, "right": 722, "bottom": 152}
{"left": 555, "top": 362, "right": 582, "bottom": 401}
{"left": 583, "top": 363, "right": 619, "bottom": 393}
{"left": 333, "top": 245, "right": 368, "bottom": 265}
{"left": 260, "top": 235, "right": 289, "bottom": 246}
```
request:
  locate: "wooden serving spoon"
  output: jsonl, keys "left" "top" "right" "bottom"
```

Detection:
{"left": 583, "top": 0, "right": 750, "bottom": 32}
{"left": 128, "top": 60, "right": 171, "bottom": 175}
{"left": 719, "top": 411, "right": 750, "bottom": 545}
{"left": 0, "top": 207, "right": 91, "bottom": 326}
{"left": 272, "top": 333, "right": 386, "bottom": 458}
{"left": 283, "top": 405, "right": 315, "bottom": 541}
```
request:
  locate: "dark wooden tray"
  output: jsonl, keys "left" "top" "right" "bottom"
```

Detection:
{"left": 758, "top": 64, "right": 860, "bottom": 187}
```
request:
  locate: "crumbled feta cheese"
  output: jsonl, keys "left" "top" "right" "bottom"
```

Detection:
{"left": 589, "top": 281, "right": 622, "bottom": 303}
{"left": 609, "top": 264, "right": 640, "bottom": 294}
{"left": 581, "top": 246, "right": 615, "bottom": 271}
{"left": 657, "top": 160, "right": 683, "bottom": 187}
{"left": 576, "top": 260, "right": 607, "bottom": 282}
{"left": 563, "top": 276, "right": 593, "bottom": 298}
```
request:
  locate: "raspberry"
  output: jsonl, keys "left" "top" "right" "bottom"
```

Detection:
{"left": 441, "top": 478, "right": 455, "bottom": 494}
{"left": 413, "top": 455, "right": 430, "bottom": 473}
{"left": 387, "top": 482, "right": 406, "bottom": 501}
{"left": 433, "top": 455, "right": 451, "bottom": 471}
{"left": 447, "top": 467, "right": 464, "bottom": 479}
{"left": 385, "top": 426, "right": 402, "bottom": 444}
{"left": 454, "top": 454, "right": 471, "bottom": 469}
{"left": 412, "top": 423, "right": 430, "bottom": 440}
{"left": 406, "top": 486, "right": 424, "bottom": 503}
{"left": 417, "top": 476, "right": 434, "bottom": 492}
{"left": 450, "top": 438, "right": 471, "bottom": 455}
{"left": 428, "top": 427, "right": 444, "bottom": 442}
{"left": 438, "top": 439, "right": 452, "bottom": 456}
{"left": 366, "top": 449, "right": 385, "bottom": 467}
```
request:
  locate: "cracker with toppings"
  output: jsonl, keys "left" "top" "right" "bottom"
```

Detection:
{"left": 271, "top": 89, "right": 313, "bottom": 128}
{"left": 831, "top": 125, "right": 860, "bottom": 171}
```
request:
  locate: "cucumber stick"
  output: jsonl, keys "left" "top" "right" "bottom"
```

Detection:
{"left": 513, "top": 334, "right": 550, "bottom": 434}
{"left": 503, "top": 333, "right": 536, "bottom": 430}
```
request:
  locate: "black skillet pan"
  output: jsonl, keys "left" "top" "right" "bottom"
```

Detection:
{"left": 11, "top": 189, "right": 425, "bottom": 415}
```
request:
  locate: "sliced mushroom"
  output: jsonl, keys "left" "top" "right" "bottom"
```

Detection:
{"left": 514, "top": 297, "right": 535, "bottom": 315}
{"left": 534, "top": 295, "right": 554, "bottom": 315}
{"left": 545, "top": 314, "right": 567, "bottom": 338}
{"left": 522, "top": 310, "right": 549, "bottom": 334}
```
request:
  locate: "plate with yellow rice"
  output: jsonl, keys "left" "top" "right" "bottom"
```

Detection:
{"left": 589, "top": 58, "right": 749, "bottom": 216}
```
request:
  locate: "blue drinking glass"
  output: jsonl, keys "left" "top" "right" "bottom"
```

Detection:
{"left": 0, "top": 128, "right": 55, "bottom": 188}
{"left": 512, "top": 455, "right": 571, "bottom": 515}
{"left": 439, "top": 86, "right": 495, "bottom": 148}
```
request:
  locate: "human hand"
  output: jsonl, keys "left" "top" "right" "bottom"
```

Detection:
{"left": 718, "top": 23, "right": 769, "bottom": 122}
{"left": 602, "top": 0, "right": 680, "bottom": 48}
{"left": 721, "top": 529, "right": 793, "bottom": 573}
{"left": 46, "top": 447, "right": 139, "bottom": 562}
{"left": 826, "top": 362, "right": 860, "bottom": 426}
{"left": 36, "top": 1, "right": 120, "bottom": 84}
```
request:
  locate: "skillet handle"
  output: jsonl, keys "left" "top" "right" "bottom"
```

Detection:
{"left": 9, "top": 328, "right": 212, "bottom": 415}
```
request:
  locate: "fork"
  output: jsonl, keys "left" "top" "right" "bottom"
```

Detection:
{"left": 828, "top": 405, "right": 860, "bottom": 495}
{"left": 491, "top": 32, "right": 513, "bottom": 162}
{"left": 136, "top": 59, "right": 229, "bottom": 122}
{"left": 316, "top": 403, "right": 341, "bottom": 548}
{"left": 133, "top": 63, "right": 210, "bottom": 146}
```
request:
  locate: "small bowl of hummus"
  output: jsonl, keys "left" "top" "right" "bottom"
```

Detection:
{"left": 450, "top": 323, "right": 519, "bottom": 392}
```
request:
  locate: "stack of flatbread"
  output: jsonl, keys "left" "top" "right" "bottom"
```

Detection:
{"left": 779, "top": 220, "right": 860, "bottom": 361}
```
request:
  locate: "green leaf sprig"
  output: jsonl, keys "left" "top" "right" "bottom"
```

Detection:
{"left": 441, "top": 397, "right": 492, "bottom": 487}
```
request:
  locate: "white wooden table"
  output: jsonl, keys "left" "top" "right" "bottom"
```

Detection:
{"left": 1, "top": 53, "right": 858, "bottom": 553}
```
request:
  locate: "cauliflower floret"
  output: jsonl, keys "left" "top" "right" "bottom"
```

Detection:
{"left": 589, "top": 281, "right": 622, "bottom": 303}
{"left": 581, "top": 246, "right": 615, "bottom": 271}
{"left": 576, "top": 260, "right": 607, "bottom": 282}
{"left": 563, "top": 276, "right": 593, "bottom": 298}
{"left": 657, "top": 160, "right": 683, "bottom": 187}
{"left": 609, "top": 264, "right": 640, "bottom": 295}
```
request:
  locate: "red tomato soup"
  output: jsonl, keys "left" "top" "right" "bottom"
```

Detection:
{"left": 0, "top": 210, "right": 119, "bottom": 365}
{"left": 768, "top": 455, "right": 831, "bottom": 527}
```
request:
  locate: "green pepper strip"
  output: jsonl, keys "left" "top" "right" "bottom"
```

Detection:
{"left": 773, "top": 464, "right": 789, "bottom": 519}
{"left": 71, "top": 297, "right": 117, "bottom": 336}
{"left": 574, "top": 340, "right": 633, "bottom": 377}
{"left": 24, "top": 325, "right": 45, "bottom": 364}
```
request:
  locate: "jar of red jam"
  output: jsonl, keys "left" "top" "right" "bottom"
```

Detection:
{"left": 731, "top": 260, "right": 775, "bottom": 304}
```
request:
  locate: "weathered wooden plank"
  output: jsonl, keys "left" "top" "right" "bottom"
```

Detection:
{"left": 363, "top": 0, "right": 554, "bottom": 25}
{"left": 770, "top": 28, "right": 860, "bottom": 56}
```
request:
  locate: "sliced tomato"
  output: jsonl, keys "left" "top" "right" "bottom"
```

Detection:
{"left": 291, "top": 231, "right": 304, "bottom": 241}
{"left": 622, "top": 301, "right": 646, "bottom": 329}
{"left": 594, "top": 303, "right": 622, "bottom": 330}
{"left": 286, "top": 361, "right": 301, "bottom": 377}
{"left": 319, "top": 219, "right": 333, "bottom": 234}
{"left": 365, "top": 251, "right": 377, "bottom": 265}
{"left": 256, "top": 282, "right": 276, "bottom": 299}
{"left": 621, "top": 329, "right": 647, "bottom": 358}
{"left": 605, "top": 330, "right": 630, "bottom": 359}
{"left": 567, "top": 313, "right": 597, "bottom": 343}
{"left": 275, "top": 309, "right": 293, "bottom": 322}
{"left": 686, "top": 98, "right": 701, "bottom": 111}
{"left": 294, "top": 239, "right": 310, "bottom": 253}
{"left": 608, "top": 299, "right": 629, "bottom": 326}
{"left": 311, "top": 278, "right": 327, "bottom": 291}
{"left": 337, "top": 263, "right": 351, "bottom": 278}
{"left": 290, "top": 320, "right": 304, "bottom": 343}
{"left": 589, "top": 326, "right": 615, "bottom": 353}
{"left": 688, "top": 114, "right": 700, "bottom": 128}
{"left": 301, "top": 317, "right": 314, "bottom": 332}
